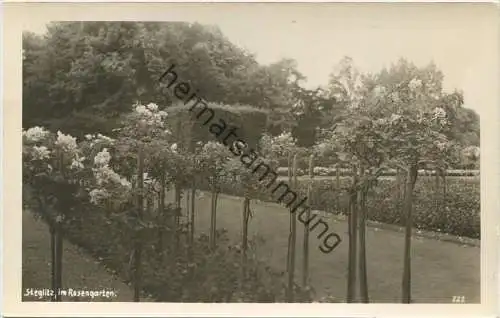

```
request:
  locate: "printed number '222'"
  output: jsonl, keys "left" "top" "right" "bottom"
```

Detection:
{"left": 452, "top": 296, "right": 465, "bottom": 303}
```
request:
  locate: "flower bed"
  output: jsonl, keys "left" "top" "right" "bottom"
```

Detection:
{"left": 21, "top": 117, "right": 317, "bottom": 303}
{"left": 53, "top": 201, "right": 315, "bottom": 302}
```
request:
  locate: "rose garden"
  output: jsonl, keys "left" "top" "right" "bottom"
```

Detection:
{"left": 22, "top": 22, "right": 480, "bottom": 303}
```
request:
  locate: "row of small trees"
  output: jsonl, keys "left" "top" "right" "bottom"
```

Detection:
{"left": 22, "top": 103, "right": 309, "bottom": 301}
{"left": 23, "top": 71, "right": 464, "bottom": 302}
{"left": 258, "top": 74, "right": 465, "bottom": 303}
{"left": 314, "top": 75, "right": 463, "bottom": 303}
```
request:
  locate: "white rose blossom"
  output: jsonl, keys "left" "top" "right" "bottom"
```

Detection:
{"left": 433, "top": 107, "right": 447, "bottom": 119}
{"left": 31, "top": 145, "right": 51, "bottom": 160}
{"left": 91, "top": 148, "right": 131, "bottom": 196}
{"left": 94, "top": 166, "right": 130, "bottom": 188}
{"left": 89, "top": 188, "right": 110, "bottom": 204}
{"left": 170, "top": 143, "right": 178, "bottom": 153}
{"left": 146, "top": 103, "right": 159, "bottom": 112}
{"left": 70, "top": 155, "right": 85, "bottom": 170}
{"left": 134, "top": 103, "right": 168, "bottom": 128}
{"left": 23, "top": 126, "right": 50, "bottom": 143}
{"left": 408, "top": 78, "right": 423, "bottom": 90}
{"left": 55, "top": 131, "right": 78, "bottom": 154}
{"left": 135, "top": 105, "right": 151, "bottom": 116}
{"left": 94, "top": 148, "right": 111, "bottom": 167}
{"left": 96, "top": 133, "right": 114, "bottom": 143}
{"left": 87, "top": 133, "right": 115, "bottom": 147}
{"left": 120, "top": 178, "right": 132, "bottom": 188}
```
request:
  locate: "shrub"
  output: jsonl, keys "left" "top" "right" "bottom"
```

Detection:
{"left": 58, "top": 201, "right": 314, "bottom": 302}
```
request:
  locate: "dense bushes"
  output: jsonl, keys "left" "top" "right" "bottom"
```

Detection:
{"left": 199, "top": 176, "right": 480, "bottom": 239}
{"left": 58, "top": 200, "right": 314, "bottom": 302}
{"left": 365, "top": 178, "right": 480, "bottom": 238}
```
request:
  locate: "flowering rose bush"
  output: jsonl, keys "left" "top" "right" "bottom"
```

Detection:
{"left": 23, "top": 128, "right": 85, "bottom": 180}
{"left": 88, "top": 147, "right": 132, "bottom": 207}
{"left": 265, "top": 132, "right": 297, "bottom": 161}
{"left": 23, "top": 127, "right": 89, "bottom": 223}
{"left": 199, "top": 141, "right": 232, "bottom": 191}
{"left": 120, "top": 102, "right": 169, "bottom": 142}
{"left": 259, "top": 131, "right": 306, "bottom": 171}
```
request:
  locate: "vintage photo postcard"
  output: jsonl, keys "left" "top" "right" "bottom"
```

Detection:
{"left": 2, "top": 1, "right": 499, "bottom": 317}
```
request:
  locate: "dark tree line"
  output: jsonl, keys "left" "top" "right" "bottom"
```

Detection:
{"left": 23, "top": 22, "right": 479, "bottom": 159}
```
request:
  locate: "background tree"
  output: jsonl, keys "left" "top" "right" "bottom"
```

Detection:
{"left": 23, "top": 22, "right": 291, "bottom": 136}
{"left": 290, "top": 85, "right": 339, "bottom": 149}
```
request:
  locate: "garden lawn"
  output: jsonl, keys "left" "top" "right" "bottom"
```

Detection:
{"left": 183, "top": 191, "right": 480, "bottom": 303}
{"left": 22, "top": 210, "right": 136, "bottom": 302}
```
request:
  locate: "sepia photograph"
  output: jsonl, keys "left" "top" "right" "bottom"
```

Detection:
{"left": 3, "top": 1, "right": 499, "bottom": 316}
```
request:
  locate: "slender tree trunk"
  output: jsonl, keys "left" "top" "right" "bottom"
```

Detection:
{"left": 395, "top": 168, "right": 401, "bottom": 201}
{"left": 402, "top": 165, "right": 418, "bottom": 303}
{"left": 402, "top": 170, "right": 407, "bottom": 200}
{"left": 147, "top": 194, "right": 153, "bottom": 217}
{"left": 186, "top": 189, "right": 190, "bottom": 222}
{"left": 189, "top": 180, "right": 196, "bottom": 249}
{"left": 286, "top": 153, "right": 298, "bottom": 302}
{"left": 336, "top": 163, "right": 341, "bottom": 212}
{"left": 442, "top": 169, "right": 447, "bottom": 202}
{"left": 435, "top": 168, "right": 440, "bottom": 207}
{"left": 174, "top": 114, "right": 184, "bottom": 249}
{"left": 182, "top": 188, "right": 189, "bottom": 259}
{"left": 173, "top": 183, "right": 182, "bottom": 253}
{"left": 241, "top": 197, "right": 250, "bottom": 256}
{"left": 302, "top": 155, "right": 314, "bottom": 287}
{"left": 209, "top": 188, "right": 218, "bottom": 250}
{"left": 286, "top": 153, "right": 293, "bottom": 301}
{"left": 54, "top": 219, "right": 63, "bottom": 301}
{"left": 347, "top": 164, "right": 359, "bottom": 303}
{"left": 52, "top": 153, "right": 65, "bottom": 301}
{"left": 241, "top": 196, "right": 251, "bottom": 281}
{"left": 435, "top": 168, "right": 440, "bottom": 187}
{"left": 49, "top": 219, "right": 63, "bottom": 301}
{"left": 173, "top": 185, "right": 178, "bottom": 252}
{"left": 358, "top": 165, "right": 369, "bottom": 303}
{"left": 156, "top": 171, "right": 166, "bottom": 260}
{"left": 50, "top": 223, "right": 58, "bottom": 301}
{"left": 134, "top": 147, "right": 145, "bottom": 302}
{"left": 187, "top": 120, "right": 196, "bottom": 253}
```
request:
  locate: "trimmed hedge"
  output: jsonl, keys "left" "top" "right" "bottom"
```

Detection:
{"left": 199, "top": 176, "right": 480, "bottom": 239}
{"left": 166, "top": 102, "right": 269, "bottom": 150}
